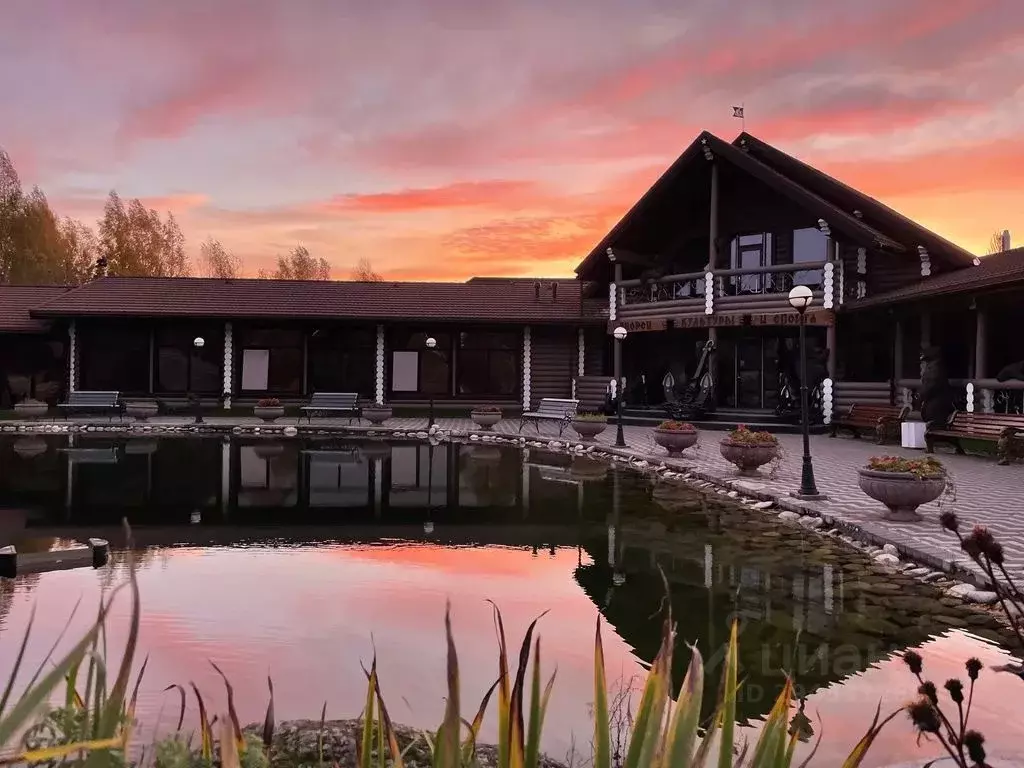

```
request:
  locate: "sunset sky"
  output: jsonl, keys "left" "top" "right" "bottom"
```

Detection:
{"left": 2, "top": 0, "right": 1022, "bottom": 280}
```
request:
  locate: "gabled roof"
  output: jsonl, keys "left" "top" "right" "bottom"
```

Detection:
{"left": 0, "top": 285, "right": 73, "bottom": 332}
{"left": 30, "top": 276, "right": 607, "bottom": 324}
{"left": 848, "top": 248, "right": 1024, "bottom": 309}
{"left": 575, "top": 130, "right": 971, "bottom": 279}
{"left": 733, "top": 133, "right": 975, "bottom": 268}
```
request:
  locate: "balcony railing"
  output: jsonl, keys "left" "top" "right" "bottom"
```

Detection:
{"left": 616, "top": 261, "right": 831, "bottom": 318}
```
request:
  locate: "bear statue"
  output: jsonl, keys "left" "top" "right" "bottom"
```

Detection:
{"left": 919, "top": 346, "right": 955, "bottom": 429}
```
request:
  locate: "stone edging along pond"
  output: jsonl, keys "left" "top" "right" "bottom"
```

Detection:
{"left": 3, "top": 418, "right": 1017, "bottom": 635}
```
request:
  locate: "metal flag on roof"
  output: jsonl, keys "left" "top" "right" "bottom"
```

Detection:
{"left": 732, "top": 106, "right": 744, "bottom": 118}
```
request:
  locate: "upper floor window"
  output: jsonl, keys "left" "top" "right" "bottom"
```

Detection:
{"left": 792, "top": 228, "right": 827, "bottom": 289}
{"left": 729, "top": 233, "right": 772, "bottom": 294}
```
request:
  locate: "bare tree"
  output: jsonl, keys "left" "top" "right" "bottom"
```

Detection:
{"left": 265, "top": 245, "right": 331, "bottom": 280}
{"left": 200, "top": 237, "right": 241, "bottom": 279}
{"left": 350, "top": 257, "right": 384, "bottom": 282}
{"left": 987, "top": 230, "right": 1006, "bottom": 255}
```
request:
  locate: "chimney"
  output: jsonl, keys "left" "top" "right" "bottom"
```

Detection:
{"left": 1001, "top": 230, "right": 1011, "bottom": 251}
{"left": 550, "top": 281, "right": 558, "bottom": 302}
{"left": 534, "top": 281, "right": 541, "bottom": 301}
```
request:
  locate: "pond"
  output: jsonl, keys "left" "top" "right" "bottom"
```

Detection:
{"left": 1, "top": 434, "right": 1022, "bottom": 766}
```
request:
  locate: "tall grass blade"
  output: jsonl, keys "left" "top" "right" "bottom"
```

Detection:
{"left": 11, "top": 735, "right": 124, "bottom": 765}
{"left": 65, "top": 656, "right": 85, "bottom": 712}
{"left": 370, "top": 675, "right": 405, "bottom": 768}
{"left": 839, "top": 704, "right": 903, "bottom": 768}
{"left": 164, "top": 684, "right": 187, "bottom": 731}
{"left": 747, "top": 678, "right": 793, "bottom": 766}
{"left": 624, "top": 611, "right": 672, "bottom": 768}
{"left": 661, "top": 645, "right": 704, "bottom": 768}
{"left": 128, "top": 654, "right": 149, "bottom": 722}
{"left": 97, "top": 545, "right": 141, "bottom": 739}
{"left": 0, "top": 598, "right": 112, "bottom": 747}
{"left": 715, "top": 620, "right": 739, "bottom": 768}
{"left": 318, "top": 701, "right": 327, "bottom": 768}
{"left": 525, "top": 638, "right": 543, "bottom": 768}
{"left": 593, "top": 618, "right": 611, "bottom": 768}
{"left": 263, "top": 677, "right": 276, "bottom": 750}
{"left": 190, "top": 682, "right": 213, "bottom": 761}
{"left": 220, "top": 716, "right": 242, "bottom": 768}
{"left": 793, "top": 721, "right": 824, "bottom": 768}
{"left": 488, "top": 601, "right": 512, "bottom": 768}
{"left": 436, "top": 602, "right": 462, "bottom": 768}
{"left": 507, "top": 613, "right": 546, "bottom": 768}
{"left": 359, "top": 658, "right": 377, "bottom": 768}
{"left": 211, "top": 662, "right": 244, "bottom": 751}
{"left": 0, "top": 604, "right": 35, "bottom": 719}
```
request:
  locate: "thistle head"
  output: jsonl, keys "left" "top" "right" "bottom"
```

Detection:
{"left": 903, "top": 650, "right": 924, "bottom": 675}
{"left": 907, "top": 697, "right": 941, "bottom": 734}
{"left": 939, "top": 510, "right": 960, "bottom": 532}
{"left": 966, "top": 657, "right": 983, "bottom": 681}
{"left": 944, "top": 678, "right": 964, "bottom": 704}
{"left": 963, "top": 730, "right": 986, "bottom": 764}
{"left": 917, "top": 681, "right": 938, "bottom": 706}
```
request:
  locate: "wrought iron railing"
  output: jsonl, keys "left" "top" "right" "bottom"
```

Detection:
{"left": 618, "top": 262, "right": 827, "bottom": 305}
{"left": 621, "top": 276, "right": 704, "bottom": 304}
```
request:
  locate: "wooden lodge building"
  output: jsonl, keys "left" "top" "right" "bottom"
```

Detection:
{"left": 2, "top": 130, "right": 1023, "bottom": 423}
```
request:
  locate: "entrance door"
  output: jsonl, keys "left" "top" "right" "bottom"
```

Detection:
{"left": 735, "top": 338, "right": 763, "bottom": 408}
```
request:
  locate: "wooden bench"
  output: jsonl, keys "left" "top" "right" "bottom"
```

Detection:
{"left": 519, "top": 398, "right": 579, "bottom": 436}
{"left": 926, "top": 412, "right": 1024, "bottom": 465}
{"left": 830, "top": 403, "right": 909, "bottom": 444}
{"left": 57, "top": 391, "right": 122, "bottom": 421}
{"left": 300, "top": 392, "right": 362, "bottom": 423}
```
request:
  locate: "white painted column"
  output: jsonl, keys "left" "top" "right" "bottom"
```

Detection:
{"left": 374, "top": 324, "right": 385, "bottom": 403}
{"left": 373, "top": 459, "right": 383, "bottom": 517}
{"left": 68, "top": 320, "right": 77, "bottom": 393}
{"left": 856, "top": 247, "right": 867, "bottom": 299}
{"left": 704, "top": 271, "right": 714, "bottom": 314}
{"left": 573, "top": 328, "right": 585, "bottom": 399}
{"left": 222, "top": 322, "right": 233, "bottom": 409}
{"left": 966, "top": 382, "right": 976, "bottom": 413}
{"left": 822, "top": 261, "right": 835, "bottom": 309}
{"left": 823, "top": 564, "right": 834, "bottom": 615}
{"left": 221, "top": 440, "right": 231, "bottom": 515}
{"left": 522, "top": 326, "right": 532, "bottom": 410}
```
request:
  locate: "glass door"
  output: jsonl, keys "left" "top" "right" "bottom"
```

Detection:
{"left": 735, "top": 338, "right": 763, "bottom": 408}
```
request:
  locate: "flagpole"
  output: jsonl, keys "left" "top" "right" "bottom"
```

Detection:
{"left": 742, "top": 102, "right": 745, "bottom": 132}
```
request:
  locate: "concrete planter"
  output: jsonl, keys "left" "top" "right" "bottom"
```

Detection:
{"left": 857, "top": 468, "right": 946, "bottom": 522}
{"left": 253, "top": 443, "right": 285, "bottom": 460}
{"left": 571, "top": 419, "right": 607, "bottom": 442}
{"left": 719, "top": 439, "right": 778, "bottom": 475}
{"left": 653, "top": 428, "right": 698, "bottom": 457}
{"left": 363, "top": 406, "right": 393, "bottom": 425}
{"left": 14, "top": 401, "right": 48, "bottom": 420}
{"left": 13, "top": 436, "right": 48, "bottom": 459}
{"left": 125, "top": 401, "right": 158, "bottom": 422}
{"left": 470, "top": 410, "right": 502, "bottom": 430}
{"left": 253, "top": 406, "right": 284, "bottom": 423}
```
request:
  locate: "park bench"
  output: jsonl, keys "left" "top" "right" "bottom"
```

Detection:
{"left": 519, "top": 398, "right": 579, "bottom": 436}
{"left": 57, "top": 391, "right": 123, "bottom": 421}
{"left": 830, "top": 403, "right": 909, "bottom": 444}
{"left": 300, "top": 392, "right": 362, "bottom": 423}
{"left": 926, "top": 411, "right": 1024, "bottom": 465}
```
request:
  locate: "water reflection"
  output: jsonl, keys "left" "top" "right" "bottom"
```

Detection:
{"left": 0, "top": 435, "right": 1020, "bottom": 762}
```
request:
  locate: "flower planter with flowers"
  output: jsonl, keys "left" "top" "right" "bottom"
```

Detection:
{"left": 14, "top": 398, "right": 48, "bottom": 420}
{"left": 719, "top": 425, "right": 779, "bottom": 475}
{"left": 653, "top": 420, "right": 698, "bottom": 456}
{"left": 470, "top": 405, "right": 503, "bottom": 430}
{"left": 253, "top": 398, "right": 284, "bottom": 422}
{"left": 571, "top": 413, "right": 608, "bottom": 442}
{"left": 857, "top": 455, "right": 947, "bottom": 522}
{"left": 363, "top": 402, "right": 393, "bottom": 425}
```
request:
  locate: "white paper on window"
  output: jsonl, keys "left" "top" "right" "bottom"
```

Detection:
{"left": 241, "top": 349, "right": 270, "bottom": 390}
{"left": 391, "top": 350, "right": 419, "bottom": 392}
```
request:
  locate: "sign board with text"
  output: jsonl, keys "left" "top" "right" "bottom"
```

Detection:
{"left": 610, "top": 310, "right": 833, "bottom": 333}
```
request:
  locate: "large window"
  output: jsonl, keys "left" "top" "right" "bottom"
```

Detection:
{"left": 155, "top": 327, "right": 222, "bottom": 394}
{"left": 388, "top": 330, "right": 451, "bottom": 397}
{"left": 729, "top": 233, "right": 772, "bottom": 294}
{"left": 791, "top": 228, "right": 827, "bottom": 288}
{"left": 457, "top": 330, "right": 519, "bottom": 396}
{"left": 308, "top": 326, "right": 375, "bottom": 398}
{"left": 78, "top": 324, "right": 149, "bottom": 393}
{"left": 237, "top": 327, "right": 303, "bottom": 394}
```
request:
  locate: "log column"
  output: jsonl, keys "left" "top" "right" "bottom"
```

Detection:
{"left": 222, "top": 322, "right": 233, "bottom": 408}
{"left": 707, "top": 156, "right": 720, "bottom": 349}
{"left": 610, "top": 257, "right": 623, "bottom": 400}
{"left": 68, "top": 320, "right": 78, "bottom": 393}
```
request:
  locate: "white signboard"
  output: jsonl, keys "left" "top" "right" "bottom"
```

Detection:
{"left": 391, "top": 350, "right": 419, "bottom": 392}
{"left": 241, "top": 349, "right": 270, "bottom": 391}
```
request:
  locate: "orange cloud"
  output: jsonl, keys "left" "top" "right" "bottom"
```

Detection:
{"left": 319, "top": 180, "right": 548, "bottom": 214}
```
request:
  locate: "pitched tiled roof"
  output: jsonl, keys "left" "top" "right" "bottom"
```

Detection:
{"left": 575, "top": 131, "right": 905, "bottom": 279}
{"left": 30, "top": 277, "right": 607, "bottom": 324}
{"left": 848, "top": 248, "right": 1024, "bottom": 309}
{"left": 0, "top": 285, "right": 73, "bottom": 332}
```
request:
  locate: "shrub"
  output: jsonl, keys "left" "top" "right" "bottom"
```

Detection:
{"left": 725, "top": 424, "right": 777, "bottom": 445}
{"left": 867, "top": 455, "right": 945, "bottom": 478}
{"left": 256, "top": 398, "right": 281, "bottom": 408}
{"left": 656, "top": 420, "right": 696, "bottom": 431}
{"left": 367, "top": 401, "right": 390, "bottom": 408}
{"left": 472, "top": 405, "right": 502, "bottom": 413}
{"left": 573, "top": 412, "right": 608, "bottom": 422}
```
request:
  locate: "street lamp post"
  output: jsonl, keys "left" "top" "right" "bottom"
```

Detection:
{"left": 613, "top": 326, "right": 628, "bottom": 447}
{"left": 425, "top": 336, "right": 437, "bottom": 429}
{"left": 191, "top": 336, "right": 205, "bottom": 424}
{"left": 787, "top": 286, "right": 823, "bottom": 499}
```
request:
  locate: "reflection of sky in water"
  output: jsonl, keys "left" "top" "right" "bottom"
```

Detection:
{"left": 0, "top": 544, "right": 1022, "bottom": 766}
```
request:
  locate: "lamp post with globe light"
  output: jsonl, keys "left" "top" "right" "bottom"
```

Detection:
{"left": 787, "top": 286, "right": 822, "bottom": 499}
{"left": 191, "top": 337, "right": 205, "bottom": 424}
{"left": 425, "top": 336, "right": 437, "bottom": 429}
{"left": 613, "top": 326, "right": 628, "bottom": 447}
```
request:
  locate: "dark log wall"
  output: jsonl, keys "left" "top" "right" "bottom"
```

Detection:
{"left": 584, "top": 328, "right": 607, "bottom": 376}
{"left": 529, "top": 326, "right": 576, "bottom": 408}
{"left": 867, "top": 251, "right": 922, "bottom": 294}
